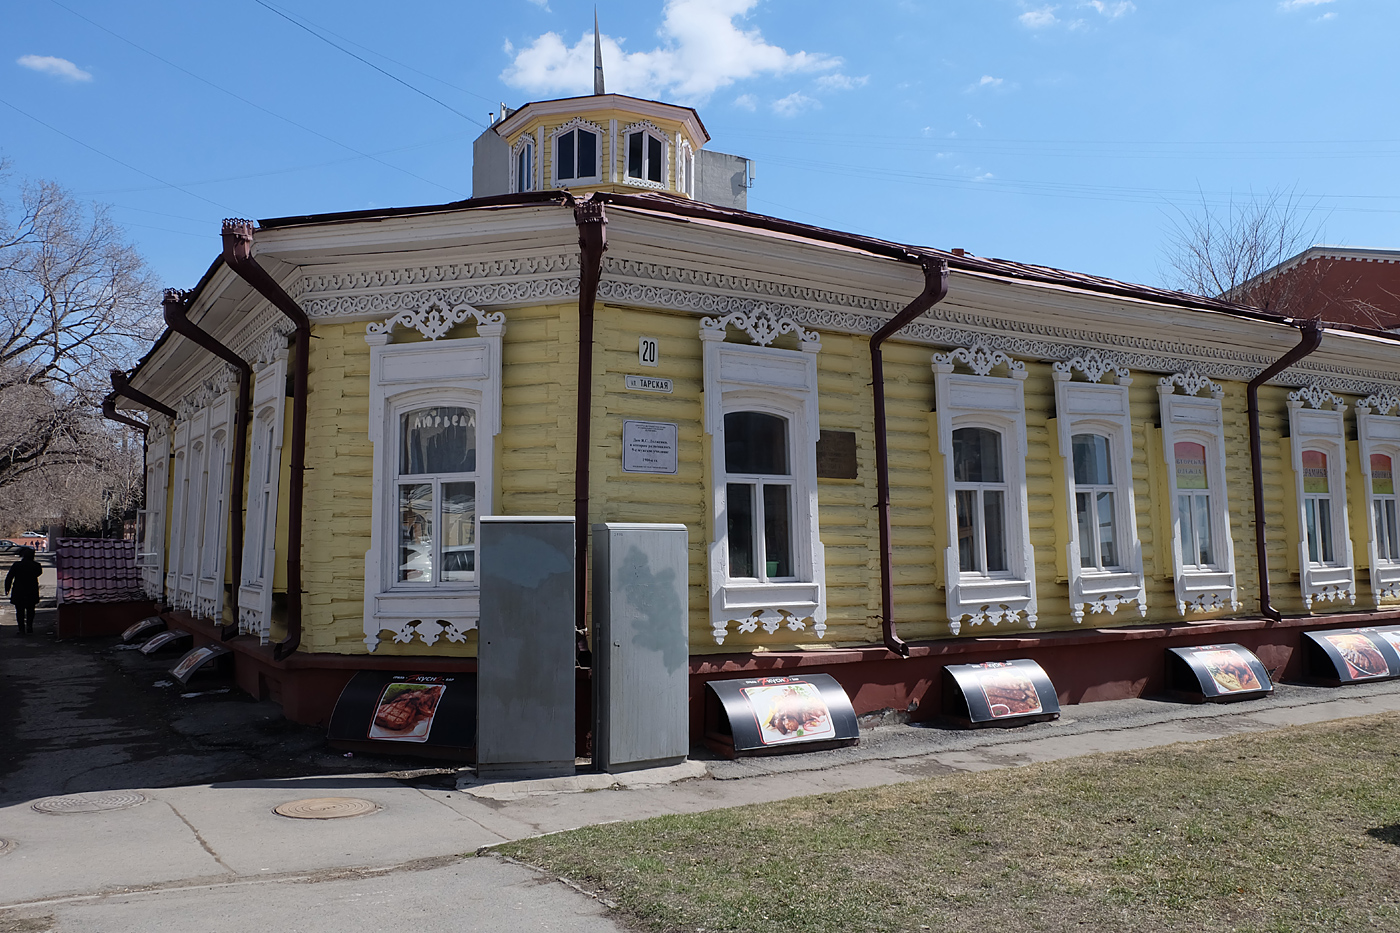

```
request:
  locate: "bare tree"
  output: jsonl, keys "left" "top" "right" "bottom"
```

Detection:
{"left": 0, "top": 170, "right": 158, "bottom": 527}
{"left": 1160, "top": 187, "right": 1331, "bottom": 314}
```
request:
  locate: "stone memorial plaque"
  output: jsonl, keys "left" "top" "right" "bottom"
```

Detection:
{"left": 816, "top": 429, "right": 858, "bottom": 478}
{"left": 622, "top": 420, "right": 679, "bottom": 474}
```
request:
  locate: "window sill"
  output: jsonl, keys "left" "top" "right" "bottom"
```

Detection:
{"left": 712, "top": 580, "right": 824, "bottom": 644}
{"left": 366, "top": 589, "right": 479, "bottom": 651}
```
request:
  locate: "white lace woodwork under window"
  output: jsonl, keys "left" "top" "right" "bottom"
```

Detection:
{"left": 1286, "top": 386, "right": 1354, "bottom": 609}
{"left": 1355, "top": 396, "right": 1400, "bottom": 604}
{"left": 553, "top": 125, "right": 600, "bottom": 185}
{"left": 394, "top": 405, "right": 478, "bottom": 588}
{"left": 626, "top": 129, "right": 666, "bottom": 185}
{"left": 722, "top": 411, "right": 795, "bottom": 583}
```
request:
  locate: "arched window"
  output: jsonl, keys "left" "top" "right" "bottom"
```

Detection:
{"left": 396, "top": 405, "right": 478, "bottom": 585}
{"left": 1173, "top": 440, "right": 1215, "bottom": 568}
{"left": 553, "top": 125, "right": 599, "bottom": 185}
{"left": 1372, "top": 453, "right": 1399, "bottom": 563}
{"left": 1301, "top": 449, "right": 1336, "bottom": 565}
{"left": 626, "top": 128, "right": 666, "bottom": 184}
{"left": 1072, "top": 433, "right": 1120, "bottom": 570}
{"left": 952, "top": 427, "right": 1007, "bottom": 574}
{"left": 723, "top": 411, "right": 792, "bottom": 580}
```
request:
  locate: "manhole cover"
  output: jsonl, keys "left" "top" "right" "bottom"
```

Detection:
{"left": 0, "top": 838, "right": 13, "bottom": 856}
{"left": 273, "top": 797, "right": 380, "bottom": 820}
{"left": 32, "top": 791, "right": 148, "bottom": 814}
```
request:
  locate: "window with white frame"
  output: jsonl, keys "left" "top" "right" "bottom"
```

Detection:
{"left": 363, "top": 302, "right": 504, "bottom": 651}
{"left": 1157, "top": 371, "right": 1238, "bottom": 615}
{"left": 513, "top": 138, "right": 535, "bottom": 193}
{"left": 933, "top": 342, "right": 1036, "bottom": 634}
{"left": 1051, "top": 352, "right": 1146, "bottom": 623}
{"left": 1287, "top": 385, "right": 1354, "bottom": 609}
{"left": 140, "top": 424, "right": 170, "bottom": 600}
{"left": 238, "top": 352, "right": 288, "bottom": 642}
{"left": 1357, "top": 392, "right": 1400, "bottom": 603}
{"left": 178, "top": 415, "right": 208, "bottom": 613}
{"left": 191, "top": 391, "right": 234, "bottom": 622}
{"left": 624, "top": 123, "right": 667, "bottom": 185}
{"left": 552, "top": 121, "right": 601, "bottom": 186}
{"left": 701, "top": 312, "right": 825, "bottom": 645}
{"left": 166, "top": 423, "right": 189, "bottom": 605}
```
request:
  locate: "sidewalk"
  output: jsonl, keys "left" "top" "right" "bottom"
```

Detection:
{"left": 3, "top": 676, "right": 1400, "bottom": 931}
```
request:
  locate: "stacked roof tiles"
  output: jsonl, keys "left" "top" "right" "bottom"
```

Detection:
{"left": 54, "top": 538, "right": 146, "bottom": 604}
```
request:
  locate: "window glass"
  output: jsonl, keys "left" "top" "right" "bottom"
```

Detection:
{"left": 1072, "top": 434, "right": 1112, "bottom": 485}
{"left": 400, "top": 407, "right": 476, "bottom": 475}
{"left": 1376, "top": 500, "right": 1399, "bottom": 562}
{"left": 398, "top": 483, "right": 433, "bottom": 583}
{"left": 763, "top": 484, "right": 792, "bottom": 578}
{"left": 557, "top": 131, "right": 576, "bottom": 180}
{"left": 647, "top": 135, "right": 663, "bottom": 182}
{"left": 952, "top": 428, "right": 1003, "bottom": 483}
{"left": 516, "top": 144, "right": 533, "bottom": 192}
{"left": 726, "top": 483, "right": 755, "bottom": 577}
{"left": 983, "top": 489, "right": 1007, "bottom": 572}
{"left": 577, "top": 130, "right": 597, "bottom": 177}
{"left": 1174, "top": 442, "right": 1208, "bottom": 489}
{"left": 724, "top": 412, "right": 789, "bottom": 475}
{"left": 1302, "top": 449, "right": 1329, "bottom": 494}
{"left": 956, "top": 489, "right": 977, "bottom": 573}
{"left": 628, "top": 132, "right": 644, "bottom": 178}
{"left": 440, "top": 482, "right": 476, "bottom": 581}
{"left": 1372, "top": 454, "right": 1395, "bottom": 496}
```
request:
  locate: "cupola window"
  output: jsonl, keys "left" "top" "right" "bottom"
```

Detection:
{"left": 626, "top": 129, "right": 666, "bottom": 184}
{"left": 553, "top": 125, "right": 600, "bottom": 185}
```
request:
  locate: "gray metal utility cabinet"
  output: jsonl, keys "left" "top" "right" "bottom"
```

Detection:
{"left": 477, "top": 516, "right": 576, "bottom": 778}
{"left": 592, "top": 522, "right": 690, "bottom": 772}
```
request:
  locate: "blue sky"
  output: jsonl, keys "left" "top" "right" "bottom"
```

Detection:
{"left": 3, "top": 0, "right": 1396, "bottom": 292}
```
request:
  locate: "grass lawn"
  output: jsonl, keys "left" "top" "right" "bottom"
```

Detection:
{"left": 501, "top": 714, "right": 1400, "bottom": 933}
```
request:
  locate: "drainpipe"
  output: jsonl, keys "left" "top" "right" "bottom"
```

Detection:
{"left": 102, "top": 394, "right": 149, "bottom": 435}
{"left": 163, "top": 288, "right": 252, "bottom": 637}
{"left": 221, "top": 219, "right": 309, "bottom": 662}
{"left": 1248, "top": 319, "right": 1323, "bottom": 621}
{"left": 572, "top": 197, "right": 608, "bottom": 665}
{"left": 111, "top": 370, "right": 178, "bottom": 420}
{"left": 870, "top": 256, "right": 950, "bottom": 656}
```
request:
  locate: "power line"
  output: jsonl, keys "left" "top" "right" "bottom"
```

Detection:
{"left": 0, "top": 97, "right": 243, "bottom": 213}
{"left": 250, "top": 0, "right": 489, "bottom": 128}
{"left": 46, "top": 0, "right": 463, "bottom": 197}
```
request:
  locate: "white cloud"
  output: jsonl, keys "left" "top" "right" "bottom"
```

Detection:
{"left": 970, "top": 75, "right": 1004, "bottom": 91}
{"left": 16, "top": 55, "right": 92, "bottom": 82}
{"left": 733, "top": 93, "right": 758, "bottom": 110}
{"left": 973, "top": 172, "right": 995, "bottom": 182}
{"left": 1316, "top": 10, "right": 1337, "bottom": 18}
{"left": 502, "top": 0, "right": 839, "bottom": 103}
{"left": 815, "top": 73, "right": 868, "bottom": 92}
{"left": 1019, "top": 6, "right": 1059, "bottom": 28}
{"left": 525, "top": 0, "right": 550, "bottom": 6}
{"left": 1083, "top": 1, "right": 1135, "bottom": 17}
{"left": 772, "top": 91, "right": 818, "bottom": 117}
{"left": 1278, "top": 0, "right": 1334, "bottom": 8}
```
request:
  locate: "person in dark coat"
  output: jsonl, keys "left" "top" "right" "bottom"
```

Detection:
{"left": 5, "top": 546, "right": 41, "bottom": 635}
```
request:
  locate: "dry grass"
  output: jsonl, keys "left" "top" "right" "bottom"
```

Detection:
{"left": 502, "top": 714, "right": 1400, "bottom": 933}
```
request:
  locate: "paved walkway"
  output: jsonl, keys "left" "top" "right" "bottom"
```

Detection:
{"left": 2, "top": 670, "right": 1399, "bottom": 931}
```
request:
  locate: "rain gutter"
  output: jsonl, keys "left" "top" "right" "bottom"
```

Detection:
{"left": 572, "top": 196, "right": 608, "bottom": 665}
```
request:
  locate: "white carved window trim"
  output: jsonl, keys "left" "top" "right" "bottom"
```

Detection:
{"left": 678, "top": 136, "right": 694, "bottom": 198}
{"left": 622, "top": 120, "right": 669, "bottom": 189}
{"left": 142, "top": 425, "right": 170, "bottom": 600}
{"left": 1288, "top": 385, "right": 1355, "bottom": 609}
{"left": 511, "top": 136, "right": 537, "bottom": 193}
{"left": 363, "top": 309, "right": 504, "bottom": 651}
{"left": 177, "top": 407, "right": 209, "bottom": 613}
{"left": 1356, "top": 392, "right": 1400, "bottom": 604}
{"left": 166, "top": 421, "right": 189, "bottom": 606}
{"left": 933, "top": 342, "right": 1036, "bottom": 634}
{"left": 1051, "top": 352, "right": 1146, "bottom": 624}
{"left": 550, "top": 118, "right": 604, "bottom": 187}
{"left": 702, "top": 315, "right": 826, "bottom": 645}
{"left": 194, "top": 390, "right": 236, "bottom": 622}
{"left": 1157, "top": 371, "right": 1239, "bottom": 615}
{"left": 238, "top": 351, "right": 289, "bottom": 643}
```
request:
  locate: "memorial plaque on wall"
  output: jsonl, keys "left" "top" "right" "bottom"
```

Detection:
{"left": 704, "top": 673, "right": 859, "bottom": 758}
{"left": 942, "top": 659, "right": 1061, "bottom": 727}
{"left": 1167, "top": 644, "right": 1273, "bottom": 701}
{"left": 622, "top": 420, "right": 678, "bottom": 474}
{"left": 328, "top": 671, "right": 476, "bottom": 759}
{"left": 1303, "top": 628, "right": 1400, "bottom": 685}
{"left": 816, "top": 430, "right": 858, "bottom": 479}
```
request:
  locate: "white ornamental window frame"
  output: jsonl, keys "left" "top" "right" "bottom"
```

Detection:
{"left": 142, "top": 425, "right": 170, "bottom": 599}
{"left": 1157, "top": 371, "right": 1239, "bottom": 615}
{"left": 237, "top": 351, "right": 289, "bottom": 643}
{"left": 550, "top": 118, "right": 604, "bottom": 187}
{"left": 622, "top": 120, "right": 669, "bottom": 189}
{"left": 510, "top": 135, "right": 537, "bottom": 193}
{"left": 933, "top": 342, "right": 1036, "bottom": 634}
{"left": 166, "top": 421, "right": 190, "bottom": 605}
{"left": 177, "top": 407, "right": 210, "bottom": 613}
{"left": 1356, "top": 392, "right": 1400, "bottom": 604}
{"left": 363, "top": 309, "right": 504, "bottom": 651}
{"left": 677, "top": 135, "right": 694, "bottom": 198}
{"left": 701, "top": 314, "right": 826, "bottom": 645}
{"left": 1287, "top": 385, "right": 1355, "bottom": 609}
{"left": 1051, "top": 353, "right": 1147, "bottom": 624}
{"left": 195, "top": 389, "right": 236, "bottom": 622}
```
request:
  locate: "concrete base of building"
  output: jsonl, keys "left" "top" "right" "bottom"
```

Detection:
{"left": 57, "top": 600, "right": 158, "bottom": 639}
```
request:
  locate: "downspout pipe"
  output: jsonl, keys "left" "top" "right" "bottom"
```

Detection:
{"left": 870, "top": 256, "right": 950, "bottom": 657}
{"left": 1248, "top": 319, "right": 1323, "bottom": 621}
{"left": 102, "top": 394, "right": 149, "bottom": 435}
{"left": 163, "top": 288, "right": 252, "bottom": 637}
{"left": 221, "top": 219, "right": 309, "bottom": 662}
{"left": 572, "top": 197, "right": 608, "bottom": 666}
{"left": 111, "top": 370, "right": 178, "bottom": 420}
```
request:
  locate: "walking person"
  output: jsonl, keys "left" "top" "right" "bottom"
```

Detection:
{"left": 5, "top": 546, "right": 41, "bottom": 635}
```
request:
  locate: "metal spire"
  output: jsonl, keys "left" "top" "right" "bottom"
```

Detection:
{"left": 593, "top": 9, "right": 605, "bottom": 96}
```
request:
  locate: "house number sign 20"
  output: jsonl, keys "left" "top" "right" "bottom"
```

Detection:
{"left": 639, "top": 336, "right": 659, "bottom": 367}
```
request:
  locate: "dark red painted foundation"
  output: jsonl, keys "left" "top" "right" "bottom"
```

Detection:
{"left": 57, "top": 600, "right": 158, "bottom": 639}
{"left": 164, "top": 609, "right": 1400, "bottom": 745}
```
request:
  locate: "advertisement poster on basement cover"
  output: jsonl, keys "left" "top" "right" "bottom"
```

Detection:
{"left": 368, "top": 679, "right": 448, "bottom": 743}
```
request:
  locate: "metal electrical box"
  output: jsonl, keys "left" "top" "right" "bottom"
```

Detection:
{"left": 477, "top": 516, "right": 575, "bottom": 777}
{"left": 592, "top": 522, "right": 689, "bottom": 772}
